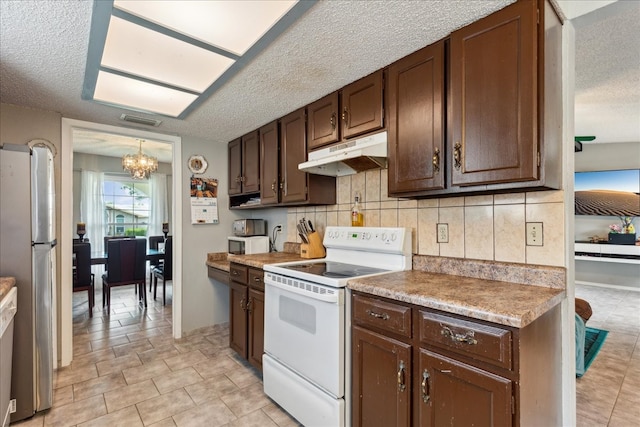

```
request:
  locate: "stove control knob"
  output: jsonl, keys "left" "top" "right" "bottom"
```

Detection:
{"left": 382, "top": 232, "right": 388, "bottom": 241}
{"left": 364, "top": 232, "right": 371, "bottom": 240}
{"left": 391, "top": 232, "right": 397, "bottom": 241}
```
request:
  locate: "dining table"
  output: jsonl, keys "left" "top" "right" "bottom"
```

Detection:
{"left": 90, "top": 248, "right": 164, "bottom": 265}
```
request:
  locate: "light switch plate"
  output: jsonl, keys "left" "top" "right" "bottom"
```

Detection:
{"left": 526, "top": 222, "right": 543, "bottom": 246}
{"left": 437, "top": 223, "right": 449, "bottom": 243}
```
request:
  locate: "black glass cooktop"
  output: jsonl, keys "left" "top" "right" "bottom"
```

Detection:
{"left": 281, "top": 261, "right": 388, "bottom": 278}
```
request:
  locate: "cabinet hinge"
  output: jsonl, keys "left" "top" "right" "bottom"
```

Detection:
{"left": 537, "top": 151, "right": 541, "bottom": 167}
{"left": 511, "top": 395, "right": 515, "bottom": 415}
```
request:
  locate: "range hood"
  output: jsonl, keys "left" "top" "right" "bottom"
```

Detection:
{"left": 298, "top": 131, "right": 387, "bottom": 177}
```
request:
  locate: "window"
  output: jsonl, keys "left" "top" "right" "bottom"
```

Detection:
{"left": 103, "top": 175, "right": 151, "bottom": 236}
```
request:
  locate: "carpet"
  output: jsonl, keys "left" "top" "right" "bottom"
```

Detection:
{"left": 578, "top": 327, "right": 608, "bottom": 377}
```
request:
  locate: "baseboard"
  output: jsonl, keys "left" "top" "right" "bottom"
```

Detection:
{"left": 576, "top": 281, "right": 640, "bottom": 292}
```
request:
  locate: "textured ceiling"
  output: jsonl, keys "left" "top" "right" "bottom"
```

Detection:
{"left": 1, "top": 0, "right": 638, "bottom": 159}
{"left": 572, "top": 0, "right": 640, "bottom": 144}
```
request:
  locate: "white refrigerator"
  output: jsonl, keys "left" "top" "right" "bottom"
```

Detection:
{"left": 0, "top": 144, "right": 56, "bottom": 423}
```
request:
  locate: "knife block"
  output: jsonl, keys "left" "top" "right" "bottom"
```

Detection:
{"left": 301, "top": 231, "right": 326, "bottom": 259}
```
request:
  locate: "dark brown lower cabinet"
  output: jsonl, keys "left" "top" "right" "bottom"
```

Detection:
{"left": 352, "top": 326, "right": 412, "bottom": 427}
{"left": 247, "top": 288, "right": 265, "bottom": 370}
{"left": 417, "top": 349, "right": 512, "bottom": 427}
{"left": 229, "top": 280, "right": 248, "bottom": 358}
{"left": 229, "top": 263, "right": 265, "bottom": 371}
{"left": 352, "top": 291, "right": 562, "bottom": 427}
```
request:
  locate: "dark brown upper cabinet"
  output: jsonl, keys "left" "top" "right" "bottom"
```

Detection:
{"left": 386, "top": 0, "right": 561, "bottom": 198}
{"left": 388, "top": 41, "right": 445, "bottom": 195}
{"left": 307, "top": 92, "right": 340, "bottom": 151}
{"left": 450, "top": 0, "right": 543, "bottom": 187}
{"left": 228, "top": 137, "right": 242, "bottom": 196}
{"left": 342, "top": 70, "right": 385, "bottom": 140}
{"left": 228, "top": 130, "right": 260, "bottom": 195}
{"left": 280, "top": 108, "right": 309, "bottom": 204}
{"left": 259, "top": 120, "right": 280, "bottom": 206}
{"left": 306, "top": 70, "right": 385, "bottom": 152}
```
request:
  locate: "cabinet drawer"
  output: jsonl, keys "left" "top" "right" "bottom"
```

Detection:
{"left": 248, "top": 267, "right": 264, "bottom": 291}
{"left": 229, "top": 263, "right": 248, "bottom": 285}
{"left": 418, "top": 310, "right": 512, "bottom": 370}
{"left": 208, "top": 266, "right": 229, "bottom": 285}
{"left": 352, "top": 294, "right": 411, "bottom": 339}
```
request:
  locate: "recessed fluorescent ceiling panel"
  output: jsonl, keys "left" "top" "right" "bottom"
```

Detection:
{"left": 83, "top": 0, "right": 312, "bottom": 119}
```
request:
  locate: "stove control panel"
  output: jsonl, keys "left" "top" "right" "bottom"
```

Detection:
{"left": 324, "top": 226, "right": 411, "bottom": 254}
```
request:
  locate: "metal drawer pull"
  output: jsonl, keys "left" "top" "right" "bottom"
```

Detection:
{"left": 239, "top": 298, "right": 245, "bottom": 310}
{"left": 254, "top": 277, "right": 262, "bottom": 282}
{"left": 453, "top": 142, "right": 462, "bottom": 170}
{"left": 441, "top": 325, "right": 477, "bottom": 345}
{"left": 366, "top": 309, "right": 390, "bottom": 320}
{"left": 432, "top": 148, "right": 440, "bottom": 172}
{"left": 246, "top": 298, "right": 253, "bottom": 314}
{"left": 421, "top": 369, "right": 430, "bottom": 403}
{"left": 330, "top": 112, "right": 337, "bottom": 130}
{"left": 397, "top": 360, "right": 406, "bottom": 392}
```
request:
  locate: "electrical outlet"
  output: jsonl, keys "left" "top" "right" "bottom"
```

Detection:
{"left": 276, "top": 224, "right": 283, "bottom": 232}
{"left": 10, "top": 399, "right": 16, "bottom": 413}
{"left": 526, "top": 222, "right": 543, "bottom": 246}
{"left": 437, "top": 223, "right": 449, "bottom": 243}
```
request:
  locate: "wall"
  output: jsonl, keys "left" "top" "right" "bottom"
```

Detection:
{"left": 0, "top": 102, "right": 63, "bottom": 360}
{"left": 180, "top": 136, "right": 240, "bottom": 333}
{"left": 286, "top": 168, "right": 567, "bottom": 268}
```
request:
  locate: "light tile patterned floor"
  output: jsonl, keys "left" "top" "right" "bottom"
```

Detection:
{"left": 575, "top": 284, "right": 640, "bottom": 427}
{"left": 12, "top": 282, "right": 300, "bottom": 427}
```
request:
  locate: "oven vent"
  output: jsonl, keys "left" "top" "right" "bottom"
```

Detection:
{"left": 119, "top": 114, "right": 162, "bottom": 127}
{"left": 268, "top": 273, "right": 338, "bottom": 297}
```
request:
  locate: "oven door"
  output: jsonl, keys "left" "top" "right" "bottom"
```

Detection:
{"left": 264, "top": 273, "right": 345, "bottom": 397}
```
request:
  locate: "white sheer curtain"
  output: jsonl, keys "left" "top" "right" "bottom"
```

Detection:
{"left": 149, "top": 173, "right": 168, "bottom": 237}
{"left": 80, "top": 170, "right": 105, "bottom": 253}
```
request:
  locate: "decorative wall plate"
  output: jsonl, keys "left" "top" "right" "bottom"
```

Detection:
{"left": 188, "top": 155, "right": 208, "bottom": 174}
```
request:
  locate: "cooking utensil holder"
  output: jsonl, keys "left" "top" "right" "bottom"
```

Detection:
{"left": 301, "top": 232, "right": 326, "bottom": 259}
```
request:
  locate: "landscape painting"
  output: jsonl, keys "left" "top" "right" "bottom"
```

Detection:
{"left": 575, "top": 169, "right": 640, "bottom": 216}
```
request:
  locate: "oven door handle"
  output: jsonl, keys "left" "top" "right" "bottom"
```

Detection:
{"left": 265, "top": 279, "right": 342, "bottom": 304}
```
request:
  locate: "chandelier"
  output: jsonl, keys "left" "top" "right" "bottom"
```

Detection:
{"left": 122, "top": 139, "right": 158, "bottom": 179}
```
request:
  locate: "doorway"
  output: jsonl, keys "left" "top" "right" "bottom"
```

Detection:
{"left": 60, "top": 118, "right": 183, "bottom": 367}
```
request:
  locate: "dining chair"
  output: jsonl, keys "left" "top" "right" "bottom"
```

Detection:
{"left": 152, "top": 236, "right": 173, "bottom": 305}
{"left": 102, "top": 238, "right": 147, "bottom": 311}
{"left": 73, "top": 242, "right": 95, "bottom": 317}
{"left": 148, "top": 235, "right": 165, "bottom": 291}
{"left": 103, "top": 235, "right": 130, "bottom": 254}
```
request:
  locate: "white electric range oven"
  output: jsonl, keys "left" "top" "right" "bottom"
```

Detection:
{"left": 263, "top": 226, "right": 412, "bottom": 427}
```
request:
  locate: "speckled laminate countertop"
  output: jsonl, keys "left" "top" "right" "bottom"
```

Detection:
{"left": 227, "top": 252, "right": 304, "bottom": 269}
{"left": 0, "top": 277, "right": 16, "bottom": 302}
{"left": 348, "top": 270, "right": 565, "bottom": 328}
{"left": 206, "top": 252, "right": 230, "bottom": 272}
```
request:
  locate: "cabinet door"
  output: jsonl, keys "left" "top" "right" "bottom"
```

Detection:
{"left": 307, "top": 92, "right": 340, "bottom": 151}
{"left": 229, "top": 281, "right": 248, "bottom": 358}
{"left": 342, "top": 70, "right": 384, "bottom": 139}
{"left": 241, "top": 130, "right": 260, "bottom": 193}
{"left": 388, "top": 41, "right": 445, "bottom": 195}
{"left": 280, "top": 108, "right": 308, "bottom": 204}
{"left": 228, "top": 138, "right": 242, "bottom": 195}
{"left": 352, "top": 325, "right": 411, "bottom": 427}
{"left": 260, "top": 121, "right": 280, "bottom": 205}
{"left": 417, "top": 349, "right": 512, "bottom": 427}
{"left": 450, "top": 0, "right": 538, "bottom": 187}
{"left": 248, "top": 288, "right": 265, "bottom": 371}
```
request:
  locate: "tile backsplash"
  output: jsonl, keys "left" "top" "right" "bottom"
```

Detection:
{"left": 288, "top": 169, "right": 566, "bottom": 267}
